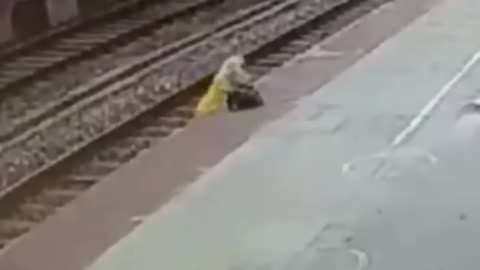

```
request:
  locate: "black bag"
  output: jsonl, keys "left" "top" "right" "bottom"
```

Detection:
{"left": 226, "top": 88, "right": 264, "bottom": 112}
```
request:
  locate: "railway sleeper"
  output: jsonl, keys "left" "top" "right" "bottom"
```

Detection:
{"left": 27, "top": 54, "right": 67, "bottom": 64}
{"left": 248, "top": 65, "right": 271, "bottom": 75}
{"left": 85, "top": 161, "right": 120, "bottom": 175}
{"left": 308, "top": 28, "right": 328, "bottom": 38}
{"left": 106, "top": 141, "right": 148, "bottom": 162}
{"left": 123, "top": 135, "right": 157, "bottom": 147}
{"left": 14, "top": 55, "right": 56, "bottom": 62}
{"left": 78, "top": 32, "right": 118, "bottom": 40}
{"left": 39, "top": 189, "right": 84, "bottom": 205}
{"left": 255, "top": 58, "right": 284, "bottom": 67}
{"left": 59, "top": 38, "right": 104, "bottom": 46}
{"left": 113, "top": 21, "right": 150, "bottom": 29}
{"left": 278, "top": 45, "right": 302, "bottom": 54}
{"left": 66, "top": 174, "right": 98, "bottom": 184}
{"left": 137, "top": 125, "right": 174, "bottom": 138}
{"left": 0, "top": 69, "right": 34, "bottom": 79}
{"left": 289, "top": 39, "right": 313, "bottom": 47}
{"left": 262, "top": 52, "right": 292, "bottom": 62}
{"left": 118, "top": 18, "right": 153, "bottom": 25}
{"left": 95, "top": 146, "right": 135, "bottom": 163}
{"left": 158, "top": 115, "right": 189, "bottom": 128}
{"left": 101, "top": 24, "right": 135, "bottom": 34}
{"left": 122, "top": 136, "right": 153, "bottom": 150}
{"left": 38, "top": 49, "right": 77, "bottom": 58}
{"left": 68, "top": 162, "right": 112, "bottom": 177}
{"left": 3, "top": 60, "right": 50, "bottom": 70}
{"left": 0, "top": 220, "right": 33, "bottom": 238}
{"left": 170, "top": 108, "right": 195, "bottom": 119}
{"left": 17, "top": 203, "right": 52, "bottom": 222}
{"left": 53, "top": 42, "right": 94, "bottom": 51}
{"left": 19, "top": 202, "right": 51, "bottom": 215}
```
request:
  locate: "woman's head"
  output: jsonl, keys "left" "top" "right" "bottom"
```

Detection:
{"left": 217, "top": 55, "right": 245, "bottom": 78}
{"left": 226, "top": 55, "right": 245, "bottom": 69}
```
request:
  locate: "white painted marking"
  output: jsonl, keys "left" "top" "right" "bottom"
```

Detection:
{"left": 417, "top": 150, "right": 438, "bottom": 164}
{"left": 350, "top": 248, "right": 369, "bottom": 270}
{"left": 342, "top": 152, "right": 389, "bottom": 174}
{"left": 392, "top": 51, "right": 480, "bottom": 147}
{"left": 342, "top": 50, "right": 480, "bottom": 176}
{"left": 306, "top": 246, "right": 368, "bottom": 270}
{"left": 342, "top": 148, "right": 437, "bottom": 176}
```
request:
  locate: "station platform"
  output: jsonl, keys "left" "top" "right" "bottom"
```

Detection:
{"left": 0, "top": 1, "right": 440, "bottom": 270}
{"left": 86, "top": 0, "right": 480, "bottom": 269}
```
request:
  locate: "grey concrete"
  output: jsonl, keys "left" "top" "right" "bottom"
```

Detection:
{"left": 0, "top": 0, "right": 79, "bottom": 44}
{"left": 0, "top": 0, "right": 17, "bottom": 43}
{"left": 87, "top": 0, "right": 480, "bottom": 269}
{"left": 46, "top": 0, "right": 78, "bottom": 25}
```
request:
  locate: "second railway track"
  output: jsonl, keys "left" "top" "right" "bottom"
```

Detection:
{"left": 0, "top": 0, "right": 391, "bottom": 251}
{"left": 0, "top": 0, "right": 267, "bottom": 142}
{"left": 0, "top": 0, "right": 227, "bottom": 91}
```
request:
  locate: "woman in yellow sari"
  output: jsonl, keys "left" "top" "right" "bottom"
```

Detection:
{"left": 194, "top": 55, "right": 252, "bottom": 117}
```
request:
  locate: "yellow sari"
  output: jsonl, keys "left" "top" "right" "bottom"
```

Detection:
{"left": 194, "top": 77, "right": 227, "bottom": 117}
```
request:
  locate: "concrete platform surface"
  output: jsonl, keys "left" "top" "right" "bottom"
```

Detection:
{"left": 0, "top": 0, "right": 439, "bottom": 269}
{"left": 87, "top": 0, "right": 480, "bottom": 269}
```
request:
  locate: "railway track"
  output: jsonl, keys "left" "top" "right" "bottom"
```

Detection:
{"left": 0, "top": 0, "right": 268, "bottom": 143}
{"left": 0, "top": 0, "right": 281, "bottom": 191}
{"left": 0, "top": 0, "right": 218, "bottom": 91}
{"left": 0, "top": 0, "right": 390, "bottom": 251}
{"left": 0, "top": 0, "right": 163, "bottom": 58}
